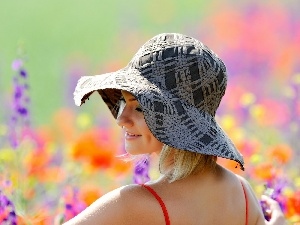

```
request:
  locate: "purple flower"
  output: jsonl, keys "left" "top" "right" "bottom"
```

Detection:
{"left": 60, "top": 187, "right": 87, "bottom": 222}
{"left": 19, "top": 69, "right": 27, "bottom": 78}
{"left": 17, "top": 107, "right": 28, "bottom": 116}
{"left": 260, "top": 177, "right": 289, "bottom": 220}
{"left": 11, "top": 59, "right": 23, "bottom": 71}
{"left": 133, "top": 156, "right": 150, "bottom": 184}
{"left": 0, "top": 190, "right": 17, "bottom": 224}
{"left": 65, "top": 204, "right": 73, "bottom": 210}
{"left": 8, "top": 56, "right": 31, "bottom": 149}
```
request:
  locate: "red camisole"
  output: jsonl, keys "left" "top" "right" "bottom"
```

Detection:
{"left": 141, "top": 181, "right": 248, "bottom": 225}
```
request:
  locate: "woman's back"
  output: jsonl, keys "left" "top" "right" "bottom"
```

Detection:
{"left": 64, "top": 165, "right": 265, "bottom": 225}
{"left": 126, "top": 165, "right": 264, "bottom": 225}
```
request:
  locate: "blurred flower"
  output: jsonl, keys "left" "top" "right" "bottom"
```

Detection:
{"left": 78, "top": 185, "right": 102, "bottom": 206}
{"left": 108, "top": 157, "right": 133, "bottom": 177}
{"left": 76, "top": 113, "right": 92, "bottom": 129}
{"left": 240, "top": 92, "right": 256, "bottom": 107}
{"left": 220, "top": 115, "right": 236, "bottom": 131}
{"left": 253, "top": 162, "right": 275, "bottom": 181}
{"left": 24, "top": 147, "right": 51, "bottom": 177}
{"left": 71, "top": 128, "right": 118, "bottom": 169}
{"left": 267, "top": 144, "right": 293, "bottom": 164}
{"left": 263, "top": 177, "right": 300, "bottom": 220}
{"left": 248, "top": 98, "right": 291, "bottom": 127}
{"left": 17, "top": 210, "right": 50, "bottom": 225}
{"left": 8, "top": 56, "right": 31, "bottom": 149}
{"left": 291, "top": 73, "right": 300, "bottom": 85}
{"left": 286, "top": 198, "right": 300, "bottom": 221}
{"left": 236, "top": 139, "right": 260, "bottom": 158}
{"left": 133, "top": 156, "right": 150, "bottom": 184}
{"left": 11, "top": 59, "right": 23, "bottom": 71}
{"left": 58, "top": 187, "right": 87, "bottom": 223}
{"left": 0, "top": 190, "right": 17, "bottom": 225}
{"left": 249, "top": 104, "right": 265, "bottom": 123}
{"left": 288, "top": 190, "right": 300, "bottom": 215}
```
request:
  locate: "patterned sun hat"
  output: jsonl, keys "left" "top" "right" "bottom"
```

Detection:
{"left": 74, "top": 33, "right": 244, "bottom": 170}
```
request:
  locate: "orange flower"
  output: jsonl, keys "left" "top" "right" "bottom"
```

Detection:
{"left": 108, "top": 156, "right": 133, "bottom": 177}
{"left": 253, "top": 162, "right": 275, "bottom": 181}
{"left": 289, "top": 191, "right": 300, "bottom": 215}
{"left": 267, "top": 144, "right": 293, "bottom": 164}
{"left": 40, "top": 166, "right": 66, "bottom": 183}
{"left": 24, "top": 148, "right": 51, "bottom": 177}
{"left": 24, "top": 144, "right": 66, "bottom": 182}
{"left": 285, "top": 192, "right": 300, "bottom": 218}
{"left": 71, "top": 128, "right": 119, "bottom": 169}
{"left": 17, "top": 210, "right": 50, "bottom": 225}
{"left": 79, "top": 185, "right": 102, "bottom": 206}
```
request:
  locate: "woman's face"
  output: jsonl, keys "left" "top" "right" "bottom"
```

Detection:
{"left": 117, "top": 90, "right": 163, "bottom": 155}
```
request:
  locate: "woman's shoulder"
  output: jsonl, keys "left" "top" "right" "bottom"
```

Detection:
{"left": 63, "top": 184, "right": 149, "bottom": 225}
{"left": 214, "top": 166, "right": 265, "bottom": 225}
{"left": 235, "top": 173, "right": 266, "bottom": 225}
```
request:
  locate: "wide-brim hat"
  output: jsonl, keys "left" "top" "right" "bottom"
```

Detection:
{"left": 74, "top": 33, "right": 244, "bottom": 170}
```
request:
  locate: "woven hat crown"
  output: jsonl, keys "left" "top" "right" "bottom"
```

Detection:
{"left": 126, "top": 33, "right": 227, "bottom": 116}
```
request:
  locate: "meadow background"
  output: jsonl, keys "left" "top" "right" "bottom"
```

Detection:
{"left": 0, "top": 0, "right": 300, "bottom": 224}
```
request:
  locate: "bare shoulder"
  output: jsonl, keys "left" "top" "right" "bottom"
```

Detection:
{"left": 235, "top": 174, "right": 265, "bottom": 225}
{"left": 63, "top": 184, "right": 146, "bottom": 225}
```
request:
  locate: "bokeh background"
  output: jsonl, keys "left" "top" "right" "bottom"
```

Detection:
{"left": 1, "top": 0, "right": 300, "bottom": 224}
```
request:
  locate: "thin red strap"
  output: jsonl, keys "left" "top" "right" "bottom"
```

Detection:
{"left": 140, "top": 184, "right": 170, "bottom": 225}
{"left": 240, "top": 181, "right": 248, "bottom": 225}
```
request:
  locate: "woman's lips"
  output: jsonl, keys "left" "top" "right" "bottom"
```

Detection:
{"left": 125, "top": 131, "right": 141, "bottom": 140}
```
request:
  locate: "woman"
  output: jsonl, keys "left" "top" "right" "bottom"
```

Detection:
{"left": 66, "top": 33, "right": 285, "bottom": 224}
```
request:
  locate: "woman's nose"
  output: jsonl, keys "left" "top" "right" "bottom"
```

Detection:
{"left": 116, "top": 107, "right": 133, "bottom": 128}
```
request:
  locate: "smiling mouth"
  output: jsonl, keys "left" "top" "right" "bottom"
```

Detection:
{"left": 125, "top": 132, "right": 141, "bottom": 138}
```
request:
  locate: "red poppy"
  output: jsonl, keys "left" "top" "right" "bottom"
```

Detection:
{"left": 71, "top": 128, "right": 120, "bottom": 170}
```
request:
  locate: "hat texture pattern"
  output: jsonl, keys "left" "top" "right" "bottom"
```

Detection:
{"left": 74, "top": 33, "right": 244, "bottom": 170}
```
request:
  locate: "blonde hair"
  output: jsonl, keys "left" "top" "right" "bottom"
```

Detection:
{"left": 159, "top": 145, "right": 217, "bottom": 182}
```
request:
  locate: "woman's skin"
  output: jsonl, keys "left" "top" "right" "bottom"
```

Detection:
{"left": 63, "top": 91, "right": 283, "bottom": 225}
{"left": 117, "top": 90, "right": 163, "bottom": 155}
{"left": 261, "top": 195, "right": 286, "bottom": 225}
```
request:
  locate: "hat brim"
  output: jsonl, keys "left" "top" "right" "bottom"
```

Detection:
{"left": 74, "top": 67, "right": 245, "bottom": 170}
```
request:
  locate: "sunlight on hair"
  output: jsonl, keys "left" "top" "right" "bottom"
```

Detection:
{"left": 159, "top": 145, "right": 217, "bottom": 182}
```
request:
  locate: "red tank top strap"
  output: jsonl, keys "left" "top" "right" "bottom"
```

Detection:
{"left": 240, "top": 181, "right": 248, "bottom": 225}
{"left": 140, "top": 184, "right": 170, "bottom": 225}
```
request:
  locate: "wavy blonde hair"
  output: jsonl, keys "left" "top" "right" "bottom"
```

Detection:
{"left": 159, "top": 145, "right": 217, "bottom": 182}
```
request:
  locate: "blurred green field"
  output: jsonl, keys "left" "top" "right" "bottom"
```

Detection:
{"left": 0, "top": 0, "right": 223, "bottom": 125}
{"left": 1, "top": 0, "right": 299, "bottom": 126}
